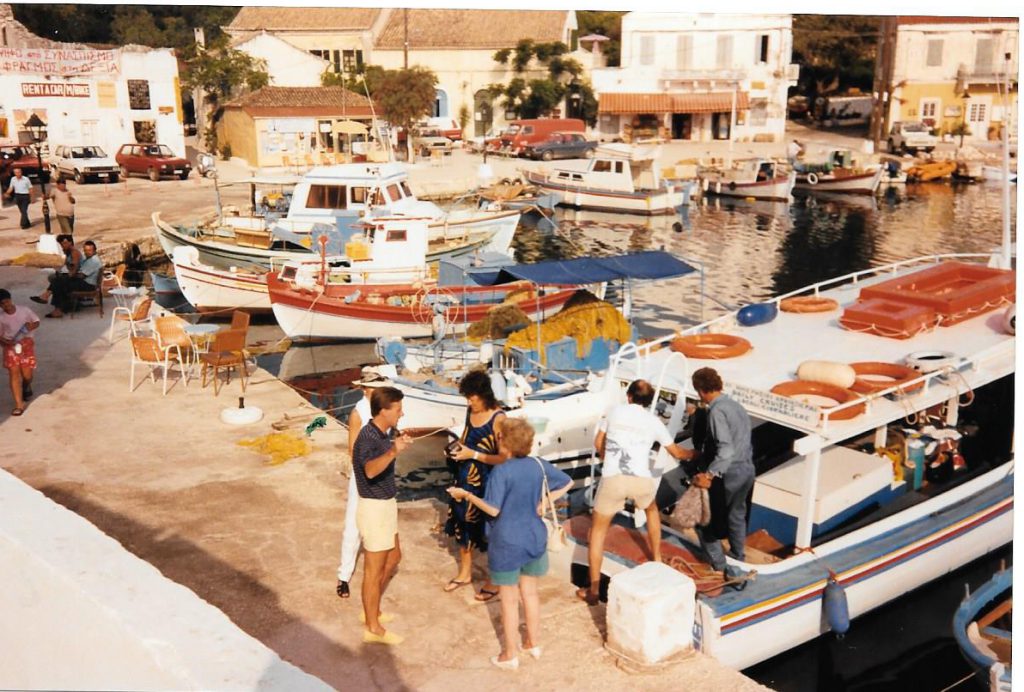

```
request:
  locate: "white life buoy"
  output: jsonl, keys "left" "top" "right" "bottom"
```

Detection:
{"left": 905, "top": 350, "right": 960, "bottom": 373}
{"left": 806, "top": 172, "right": 819, "bottom": 185}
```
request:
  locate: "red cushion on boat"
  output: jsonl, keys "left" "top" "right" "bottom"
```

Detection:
{"left": 839, "top": 299, "right": 938, "bottom": 339}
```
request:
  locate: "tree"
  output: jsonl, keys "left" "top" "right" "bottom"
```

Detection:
{"left": 183, "top": 37, "right": 269, "bottom": 150}
{"left": 351, "top": 66, "right": 437, "bottom": 160}
{"left": 489, "top": 41, "right": 592, "bottom": 122}
{"left": 575, "top": 11, "right": 626, "bottom": 67}
{"left": 792, "top": 15, "right": 880, "bottom": 107}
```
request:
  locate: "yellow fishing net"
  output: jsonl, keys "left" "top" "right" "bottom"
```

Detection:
{"left": 466, "top": 303, "right": 531, "bottom": 341}
{"left": 9, "top": 252, "right": 64, "bottom": 268}
{"left": 504, "top": 294, "right": 632, "bottom": 363}
{"left": 238, "top": 431, "right": 312, "bottom": 466}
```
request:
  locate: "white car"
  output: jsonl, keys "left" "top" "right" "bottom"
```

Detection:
{"left": 49, "top": 145, "right": 120, "bottom": 184}
{"left": 888, "top": 122, "right": 938, "bottom": 154}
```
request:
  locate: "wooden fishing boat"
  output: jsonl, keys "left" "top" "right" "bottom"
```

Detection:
{"left": 700, "top": 157, "right": 795, "bottom": 201}
{"left": 793, "top": 150, "right": 883, "bottom": 195}
{"left": 953, "top": 565, "right": 1012, "bottom": 692}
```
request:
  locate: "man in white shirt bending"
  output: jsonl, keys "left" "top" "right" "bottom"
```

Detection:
{"left": 336, "top": 369, "right": 388, "bottom": 599}
{"left": 576, "top": 379, "right": 692, "bottom": 605}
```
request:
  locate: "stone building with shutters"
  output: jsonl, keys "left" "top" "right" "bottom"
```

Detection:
{"left": 591, "top": 12, "right": 798, "bottom": 143}
{"left": 224, "top": 8, "right": 583, "bottom": 140}
{"left": 0, "top": 4, "right": 185, "bottom": 158}
{"left": 884, "top": 16, "right": 1017, "bottom": 144}
{"left": 216, "top": 86, "right": 377, "bottom": 169}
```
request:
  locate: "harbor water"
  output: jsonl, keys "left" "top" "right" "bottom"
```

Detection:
{"left": 258, "top": 179, "right": 1015, "bottom": 686}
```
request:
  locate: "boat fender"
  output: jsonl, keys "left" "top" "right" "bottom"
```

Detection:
{"left": 796, "top": 360, "right": 857, "bottom": 389}
{"left": 701, "top": 177, "right": 710, "bottom": 192}
{"left": 736, "top": 302, "right": 778, "bottom": 327}
{"left": 383, "top": 340, "right": 408, "bottom": 366}
{"left": 715, "top": 181, "right": 722, "bottom": 194}
{"left": 806, "top": 172, "right": 819, "bottom": 185}
{"left": 904, "top": 350, "right": 959, "bottom": 373}
{"left": 823, "top": 576, "right": 850, "bottom": 637}
{"left": 728, "top": 181, "right": 737, "bottom": 191}
{"left": 489, "top": 371, "right": 508, "bottom": 403}
{"left": 1003, "top": 304, "right": 1015, "bottom": 335}
{"left": 479, "top": 341, "right": 495, "bottom": 364}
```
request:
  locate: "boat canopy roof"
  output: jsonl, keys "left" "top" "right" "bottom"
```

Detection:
{"left": 472, "top": 250, "right": 696, "bottom": 286}
{"left": 594, "top": 143, "right": 660, "bottom": 161}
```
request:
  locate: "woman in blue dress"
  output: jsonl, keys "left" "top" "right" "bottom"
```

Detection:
{"left": 448, "top": 417, "right": 572, "bottom": 669}
{"left": 443, "top": 370, "right": 506, "bottom": 601}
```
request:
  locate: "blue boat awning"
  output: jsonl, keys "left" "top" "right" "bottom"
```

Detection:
{"left": 473, "top": 251, "right": 696, "bottom": 286}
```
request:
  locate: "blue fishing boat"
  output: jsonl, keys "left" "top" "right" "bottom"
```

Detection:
{"left": 953, "top": 565, "right": 1012, "bottom": 691}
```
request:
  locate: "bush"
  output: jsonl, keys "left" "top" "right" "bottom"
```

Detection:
{"left": 219, "top": 143, "right": 232, "bottom": 160}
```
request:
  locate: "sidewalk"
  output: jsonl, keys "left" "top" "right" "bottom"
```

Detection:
{"left": 0, "top": 264, "right": 767, "bottom": 690}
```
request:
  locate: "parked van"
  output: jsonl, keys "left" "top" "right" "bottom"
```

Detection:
{"left": 494, "top": 118, "right": 586, "bottom": 156}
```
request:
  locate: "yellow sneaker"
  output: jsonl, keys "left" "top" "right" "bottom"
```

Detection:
{"left": 363, "top": 629, "right": 403, "bottom": 645}
{"left": 359, "top": 611, "right": 395, "bottom": 624}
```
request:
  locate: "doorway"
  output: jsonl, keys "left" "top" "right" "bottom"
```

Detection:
{"left": 474, "top": 89, "right": 493, "bottom": 137}
{"left": 671, "top": 113, "right": 692, "bottom": 140}
{"left": 711, "top": 112, "right": 731, "bottom": 140}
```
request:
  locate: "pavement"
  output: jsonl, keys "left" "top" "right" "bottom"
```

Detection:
{"left": 0, "top": 263, "right": 768, "bottom": 690}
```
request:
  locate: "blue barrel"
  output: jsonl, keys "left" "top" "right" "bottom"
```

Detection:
{"left": 823, "top": 576, "right": 850, "bottom": 636}
{"left": 737, "top": 302, "right": 778, "bottom": 327}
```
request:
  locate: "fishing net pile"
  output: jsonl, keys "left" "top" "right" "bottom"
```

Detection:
{"left": 504, "top": 290, "right": 632, "bottom": 361}
{"left": 237, "top": 432, "right": 312, "bottom": 466}
{"left": 466, "top": 303, "right": 531, "bottom": 340}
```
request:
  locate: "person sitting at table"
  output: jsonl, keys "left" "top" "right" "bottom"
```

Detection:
{"left": 31, "top": 237, "right": 101, "bottom": 318}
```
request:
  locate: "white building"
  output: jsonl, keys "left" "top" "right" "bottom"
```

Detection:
{"left": 591, "top": 13, "right": 799, "bottom": 143}
{"left": 0, "top": 4, "right": 186, "bottom": 158}
{"left": 886, "top": 16, "right": 1018, "bottom": 143}
{"left": 231, "top": 32, "right": 329, "bottom": 89}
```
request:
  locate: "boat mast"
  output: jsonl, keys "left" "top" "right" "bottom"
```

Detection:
{"left": 999, "top": 51, "right": 1012, "bottom": 269}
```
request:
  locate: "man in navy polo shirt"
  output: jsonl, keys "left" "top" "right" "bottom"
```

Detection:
{"left": 353, "top": 386, "right": 413, "bottom": 645}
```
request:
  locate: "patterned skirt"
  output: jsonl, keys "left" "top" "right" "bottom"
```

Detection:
{"left": 444, "top": 458, "right": 490, "bottom": 551}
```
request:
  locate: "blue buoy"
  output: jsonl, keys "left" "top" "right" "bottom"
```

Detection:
{"left": 383, "top": 340, "right": 408, "bottom": 365}
{"left": 737, "top": 302, "right": 778, "bottom": 327}
{"left": 823, "top": 576, "right": 850, "bottom": 637}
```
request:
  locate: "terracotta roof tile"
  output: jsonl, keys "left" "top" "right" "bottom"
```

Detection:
{"left": 227, "top": 7, "right": 381, "bottom": 32}
{"left": 599, "top": 92, "right": 750, "bottom": 114}
{"left": 374, "top": 9, "right": 568, "bottom": 50}
{"left": 226, "top": 87, "right": 375, "bottom": 116}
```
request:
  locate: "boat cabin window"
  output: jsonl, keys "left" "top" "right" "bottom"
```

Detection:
{"left": 593, "top": 160, "right": 611, "bottom": 172}
{"left": 281, "top": 266, "right": 297, "bottom": 280}
{"left": 756, "top": 162, "right": 774, "bottom": 181}
{"left": 615, "top": 161, "right": 624, "bottom": 173}
{"left": 522, "top": 126, "right": 533, "bottom": 134}
{"left": 386, "top": 183, "right": 402, "bottom": 201}
{"left": 351, "top": 186, "right": 369, "bottom": 204}
{"left": 386, "top": 229, "right": 407, "bottom": 242}
{"left": 306, "top": 184, "right": 348, "bottom": 209}
{"left": 400, "top": 181, "right": 413, "bottom": 197}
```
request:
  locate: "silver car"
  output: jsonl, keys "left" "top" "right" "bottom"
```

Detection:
{"left": 49, "top": 145, "right": 120, "bottom": 184}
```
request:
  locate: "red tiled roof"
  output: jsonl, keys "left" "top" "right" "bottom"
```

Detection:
{"left": 896, "top": 16, "right": 1018, "bottom": 25}
{"left": 225, "top": 87, "right": 375, "bottom": 117}
{"left": 599, "top": 92, "right": 750, "bottom": 114}
{"left": 227, "top": 7, "right": 381, "bottom": 31}
{"left": 374, "top": 9, "right": 568, "bottom": 50}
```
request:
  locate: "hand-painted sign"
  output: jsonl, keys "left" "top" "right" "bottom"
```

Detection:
{"left": 725, "top": 382, "right": 821, "bottom": 428}
{"left": 21, "top": 83, "right": 91, "bottom": 98}
{"left": 0, "top": 47, "right": 121, "bottom": 76}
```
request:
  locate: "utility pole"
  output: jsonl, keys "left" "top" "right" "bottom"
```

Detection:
{"left": 880, "top": 17, "right": 898, "bottom": 145}
{"left": 193, "top": 27, "right": 206, "bottom": 148}
{"left": 870, "top": 18, "right": 887, "bottom": 151}
{"left": 403, "top": 8, "right": 409, "bottom": 69}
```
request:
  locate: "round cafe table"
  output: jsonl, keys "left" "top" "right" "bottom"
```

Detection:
{"left": 183, "top": 323, "right": 222, "bottom": 357}
{"left": 109, "top": 286, "right": 145, "bottom": 311}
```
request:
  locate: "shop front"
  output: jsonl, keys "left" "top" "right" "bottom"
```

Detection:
{"left": 597, "top": 91, "right": 751, "bottom": 143}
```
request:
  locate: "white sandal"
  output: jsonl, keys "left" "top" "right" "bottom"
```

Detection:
{"left": 490, "top": 655, "right": 519, "bottom": 670}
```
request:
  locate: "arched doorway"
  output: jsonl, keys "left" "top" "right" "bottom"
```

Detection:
{"left": 433, "top": 89, "right": 449, "bottom": 118}
{"left": 474, "top": 89, "right": 493, "bottom": 137}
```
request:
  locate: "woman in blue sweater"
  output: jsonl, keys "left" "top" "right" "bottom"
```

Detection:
{"left": 448, "top": 417, "right": 572, "bottom": 670}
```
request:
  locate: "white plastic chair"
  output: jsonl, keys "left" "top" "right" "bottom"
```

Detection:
{"left": 129, "top": 334, "right": 188, "bottom": 395}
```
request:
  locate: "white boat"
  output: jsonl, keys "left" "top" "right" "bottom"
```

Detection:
{"left": 700, "top": 158, "right": 795, "bottom": 201}
{"left": 982, "top": 165, "right": 1017, "bottom": 183}
{"left": 493, "top": 251, "right": 1013, "bottom": 670}
{"left": 154, "top": 161, "right": 521, "bottom": 270}
{"left": 522, "top": 144, "right": 693, "bottom": 215}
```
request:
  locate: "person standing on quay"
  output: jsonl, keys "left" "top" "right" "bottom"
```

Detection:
{"left": 0, "top": 288, "right": 40, "bottom": 416}
{"left": 689, "top": 367, "right": 754, "bottom": 581}
{"left": 47, "top": 179, "right": 76, "bottom": 234}
{"left": 4, "top": 168, "right": 33, "bottom": 229}
{"left": 353, "top": 386, "right": 413, "bottom": 645}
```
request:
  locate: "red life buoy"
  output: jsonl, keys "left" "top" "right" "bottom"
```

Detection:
{"left": 670, "top": 333, "right": 752, "bottom": 359}
{"left": 770, "top": 380, "right": 865, "bottom": 420}
{"left": 780, "top": 295, "right": 840, "bottom": 313}
{"left": 849, "top": 361, "right": 923, "bottom": 394}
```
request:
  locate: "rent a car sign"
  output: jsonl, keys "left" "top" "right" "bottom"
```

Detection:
{"left": 21, "top": 83, "right": 90, "bottom": 98}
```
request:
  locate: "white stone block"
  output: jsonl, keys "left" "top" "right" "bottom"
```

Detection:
{"left": 606, "top": 561, "right": 696, "bottom": 665}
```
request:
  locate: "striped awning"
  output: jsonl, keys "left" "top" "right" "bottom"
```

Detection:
{"left": 599, "top": 91, "right": 750, "bottom": 114}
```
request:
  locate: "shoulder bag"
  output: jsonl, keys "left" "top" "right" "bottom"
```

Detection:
{"left": 532, "top": 457, "right": 566, "bottom": 553}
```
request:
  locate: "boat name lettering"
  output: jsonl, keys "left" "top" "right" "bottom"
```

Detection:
{"left": 725, "top": 383, "right": 820, "bottom": 426}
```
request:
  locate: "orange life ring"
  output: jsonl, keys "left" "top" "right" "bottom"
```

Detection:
{"left": 849, "top": 361, "right": 923, "bottom": 394}
{"left": 779, "top": 296, "right": 840, "bottom": 313}
{"left": 670, "top": 333, "right": 752, "bottom": 359}
{"left": 770, "top": 380, "right": 865, "bottom": 421}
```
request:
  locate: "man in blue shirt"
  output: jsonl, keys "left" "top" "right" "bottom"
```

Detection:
{"left": 690, "top": 367, "right": 754, "bottom": 580}
{"left": 353, "top": 386, "right": 412, "bottom": 645}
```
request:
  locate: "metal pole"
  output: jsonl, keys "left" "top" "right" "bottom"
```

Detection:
{"left": 728, "top": 84, "right": 736, "bottom": 167}
{"left": 1000, "top": 53, "right": 1012, "bottom": 269}
{"left": 403, "top": 9, "right": 409, "bottom": 69}
{"left": 36, "top": 145, "right": 51, "bottom": 234}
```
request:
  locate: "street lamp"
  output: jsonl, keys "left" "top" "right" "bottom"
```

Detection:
{"left": 569, "top": 81, "right": 582, "bottom": 119}
{"left": 23, "top": 113, "right": 51, "bottom": 234}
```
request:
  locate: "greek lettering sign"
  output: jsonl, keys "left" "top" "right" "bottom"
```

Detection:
{"left": 0, "top": 47, "right": 121, "bottom": 76}
{"left": 21, "top": 82, "right": 91, "bottom": 98}
{"left": 724, "top": 382, "right": 820, "bottom": 428}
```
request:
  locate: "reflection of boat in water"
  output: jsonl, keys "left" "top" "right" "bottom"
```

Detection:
{"left": 513, "top": 252, "right": 1014, "bottom": 670}
{"left": 953, "top": 565, "right": 1012, "bottom": 692}
{"left": 798, "top": 190, "right": 879, "bottom": 213}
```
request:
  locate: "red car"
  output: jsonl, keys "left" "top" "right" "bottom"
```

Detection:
{"left": 115, "top": 143, "right": 191, "bottom": 181}
{"left": 1, "top": 145, "right": 47, "bottom": 189}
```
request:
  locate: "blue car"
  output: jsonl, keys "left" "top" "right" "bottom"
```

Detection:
{"left": 525, "top": 132, "right": 597, "bottom": 161}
